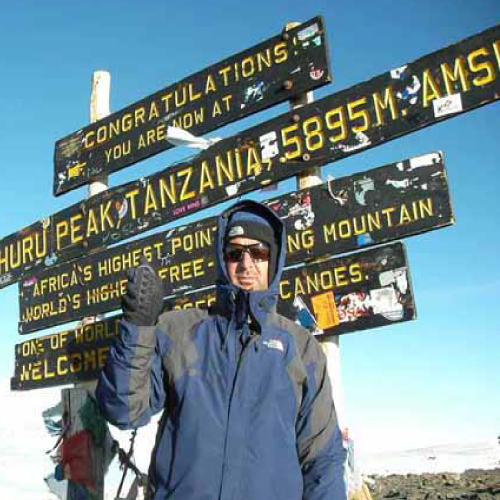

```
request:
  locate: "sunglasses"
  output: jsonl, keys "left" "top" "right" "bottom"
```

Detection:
{"left": 224, "top": 242, "right": 270, "bottom": 263}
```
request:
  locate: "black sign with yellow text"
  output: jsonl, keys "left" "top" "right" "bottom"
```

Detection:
{"left": 18, "top": 152, "right": 446, "bottom": 333}
{"left": 54, "top": 17, "right": 331, "bottom": 195}
{"left": 11, "top": 316, "right": 121, "bottom": 390}
{"left": 12, "top": 242, "right": 414, "bottom": 390}
{"left": 2, "top": 23, "right": 498, "bottom": 290}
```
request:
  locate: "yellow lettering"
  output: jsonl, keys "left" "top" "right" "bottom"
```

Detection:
{"left": 468, "top": 47, "right": 496, "bottom": 87}
{"left": 178, "top": 168, "right": 195, "bottom": 201}
{"left": 125, "top": 189, "right": 140, "bottom": 219}
{"left": 246, "top": 147, "right": 262, "bottom": 176}
{"left": 212, "top": 100, "right": 222, "bottom": 117}
{"left": 161, "top": 92, "right": 174, "bottom": 113}
{"left": 135, "top": 106, "right": 146, "bottom": 126}
{"left": 279, "top": 279, "right": 291, "bottom": 299}
{"left": 256, "top": 49, "right": 272, "bottom": 71}
{"left": 144, "top": 183, "right": 159, "bottom": 214}
{"left": 205, "top": 74, "right": 217, "bottom": 93}
{"left": 326, "top": 106, "right": 348, "bottom": 142}
{"left": 399, "top": 203, "right": 413, "bottom": 224}
{"left": 219, "top": 66, "right": 231, "bottom": 86}
{"left": 281, "top": 123, "right": 302, "bottom": 159}
{"left": 86, "top": 208, "right": 99, "bottom": 237}
{"left": 347, "top": 97, "right": 371, "bottom": 133}
{"left": 55, "top": 220, "right": 69, "bottom": 251}
{"left": 422, "top": 69, "right": 442, "bottom": 107}
{"left": 70, "top": 213, "right": 83, "bottom": 244}
{"left": 100, "top": 201, "right": 114, "bottom": 231}
{"left": 419, "top": 197, "right": 433, "bottom": 217}
{"left": 373, "top": 87, "right": 398, "bottom": 125}
{"left": 149, "top": 101, "right": 160, "bottom": 120}
{"left": 274, "top": 42, "right": 288, "bottom": 64}
{"left": 494, "top": 40, "right": 500, "bottom": 71}
{"left": 349, "top": 263, "right": 363, "bottom": 283}
{"left": 199, "top": 161, "right": 215, "bottom": 193}
{"left": 241, "top": 56, "right": 255, "bottom": 78}
{"left": 83, "top": 131, "right": 95, "bottom": 149}
{"left": 159, "top": 176, "right": 177, "bottom": 206}
{"left": 302, "top": 116, "right": 324, "bottom": 151}
{"left": 441, "top": 57, "right": 470, "bottom": 95}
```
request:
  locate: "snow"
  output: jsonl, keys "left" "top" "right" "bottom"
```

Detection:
{"left": 359, "top": 439, "right": 500, "bottom": 476}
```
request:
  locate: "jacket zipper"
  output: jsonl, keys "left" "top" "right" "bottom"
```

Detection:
{"left": 218, "top": 324, "right": 259, "bottom": 500}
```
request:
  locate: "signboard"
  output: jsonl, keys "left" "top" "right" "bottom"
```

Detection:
{"left": 166, "top": 242, "right": 415, "bottom": 337}
{"left": 19, "top": 152, "right": 451, "bottom": 333}
{"left": 54, "top": 17, "right": 332, "bottom": 195}
{"left": 12, "top": 242, "right": 414, "bottom": 390}
{"left": 11, "top": 316, "right": 121, "bottom": 390}
{"left": 2, "top": 23, "right": 497, "bottom": 290}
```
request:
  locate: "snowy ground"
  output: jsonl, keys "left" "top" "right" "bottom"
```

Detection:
{"left": 359, "top": 440, "right": 500, "bottom": 476}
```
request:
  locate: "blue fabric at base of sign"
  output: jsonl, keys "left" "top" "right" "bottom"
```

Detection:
{"left": 44, "top": 471, "right": 68, "bottom": 500}
{"left": 67, "top": 482, "right": 90, "bottom": 500}
{"left": 43, "top": 401, "right": 64, "bottom": 436}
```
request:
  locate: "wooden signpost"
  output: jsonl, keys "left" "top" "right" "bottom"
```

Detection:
{"left": 12, "top": 241, "right": 414, "bottom": 390}
{"left": 19, "top": 151, "right": 452, "bottom": 333}
{"left": 1, "top": 23, "right": 498, "bottom": 291}
{"left": 53, "top": 16, "right": 331, "bottom": 196}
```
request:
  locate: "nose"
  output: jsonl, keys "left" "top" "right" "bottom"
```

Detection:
{"left": 238, "top": 250, "right": 254, "bottom": 268}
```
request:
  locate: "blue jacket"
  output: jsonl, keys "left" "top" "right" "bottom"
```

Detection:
{"left": 97, "top": 200, "right": 346, "bottom": 500}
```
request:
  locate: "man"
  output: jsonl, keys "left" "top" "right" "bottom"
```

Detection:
{"left": 97, "top": 199, "right": 346, "bottom": 500}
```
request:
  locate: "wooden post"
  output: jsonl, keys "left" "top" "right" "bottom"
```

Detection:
{"left": 63, "top": 70, "right": 111, "bottom": 500}
{"left": 62, "top": 386, "right": 106, "bottom": 499}
{"left": 286, "top": 22, "right": 345, "bottom": 431}
{"left": 89, "top": 70, "right": 110, "bottom": 197}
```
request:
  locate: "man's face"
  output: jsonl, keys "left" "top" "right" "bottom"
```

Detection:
{"left": 224, "top": 237, "right": 269, "bottom": 291}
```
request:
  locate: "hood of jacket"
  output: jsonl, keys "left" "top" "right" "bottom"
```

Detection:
{"left": 213, "top": 199, "right": 286, "bottom": 331}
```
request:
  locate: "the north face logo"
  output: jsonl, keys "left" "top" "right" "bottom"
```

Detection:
{"left": 228, "top": 225, "right": 245, "bottom": 237}
{"left": 263, "top": 339, "right": 284, "bottom": 352}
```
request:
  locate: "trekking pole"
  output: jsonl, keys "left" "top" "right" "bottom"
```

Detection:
{"left": 115, "top": 429, "right": 138, "bottom": 500}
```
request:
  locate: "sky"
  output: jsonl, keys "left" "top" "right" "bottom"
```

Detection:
{"left": 0, "top": 1, "right": 499, "bottom": 498}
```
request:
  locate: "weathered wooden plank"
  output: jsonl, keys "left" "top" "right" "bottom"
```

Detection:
{"left": 2, "top": 23, "right": 498, "bottom": 290}
{"left": 53, "top": 16, "right": 332, "bottom": 195}
{"left": 18, "top": 152, "right": 450, "bottom": 333}
{"left": 11, "top": 242, "right": 414, "bottom": 390}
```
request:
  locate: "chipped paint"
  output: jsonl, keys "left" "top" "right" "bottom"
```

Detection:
{"left": 396, "top": 75, "right": 421, "bottom": 104}
{"left": 354, "top": 178, "right": 375, "bottom": 206}
{"left": 297, "top": 23, "right": 319, "bottom": 41}
{"left": 408, "top": 152, "right": 441, "bottom": 169}
{"left": 0, "top": 273, "right": 13, "bottom": 286}
{"left": 390, "top": 65, "right": 408, "bottom": 79}
{"left": 259, "top": 131, "right": 279, "bottom": 160}
{"left": 241, "top": 81, "right": 268, "bottom": 109}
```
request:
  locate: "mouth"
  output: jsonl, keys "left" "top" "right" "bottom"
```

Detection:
{"left": 238, "top": 277, "right": 255, "bottom": 284}
{"left": 237, "top": 276, "right": 256, "bottom": 286}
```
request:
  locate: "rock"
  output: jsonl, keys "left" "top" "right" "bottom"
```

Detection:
{"left": 367, "top": 468, "right": 500, "bottom": 500}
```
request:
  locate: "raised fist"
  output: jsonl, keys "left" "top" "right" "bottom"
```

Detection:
{"left": 122, "top": 257, "right": 164, "bottom": 326}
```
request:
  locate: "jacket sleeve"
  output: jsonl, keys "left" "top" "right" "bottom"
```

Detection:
{"left": 96, "top": 319, "right": 166, "bottom": 430}
{"left": 296, "top": 337, "right": 347, "bottom": 500}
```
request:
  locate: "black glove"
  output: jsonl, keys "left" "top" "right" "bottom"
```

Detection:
{"left": 122, "top": 257, "right": 164, "bottom": 326}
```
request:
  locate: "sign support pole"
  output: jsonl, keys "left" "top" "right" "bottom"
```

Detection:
{"left": 64, "top": 70, "right": 111, "bottom": 500}
{"left": 286, "top": 22, "right": 345, "bottom": 431}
